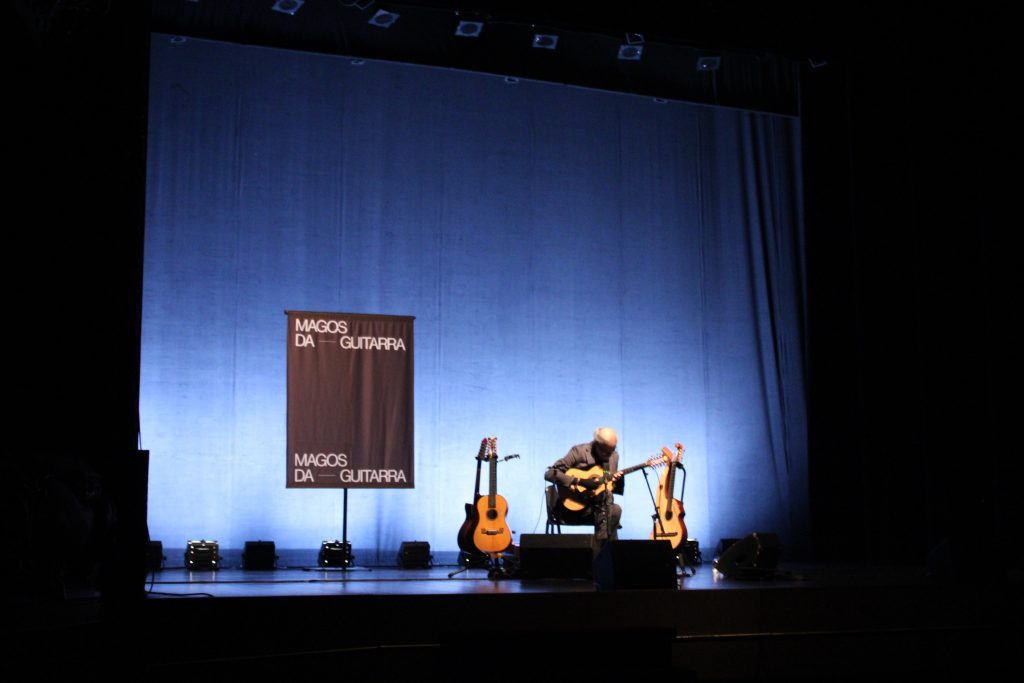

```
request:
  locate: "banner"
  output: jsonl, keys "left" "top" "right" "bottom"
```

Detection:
{"left": 287, "top": 311, "right": 414, "bottom": 488}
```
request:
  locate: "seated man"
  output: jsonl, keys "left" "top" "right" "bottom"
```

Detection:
{"left": 545, "top": 427, "right": 623, "bottom": 541}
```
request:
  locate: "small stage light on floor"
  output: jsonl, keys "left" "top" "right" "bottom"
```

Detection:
{"left": 618, "top": 32, "right": 644, "bottom": 61}
{"left": 397, "top": 541, "right": 432, "bottom": 568}
{"left": 185, "top": 540, "right": 221, "bottom": 570}
{"left": 242, "top": 541, "right": 278, "bottom": 570}
{"left": 696, "top": 56, "right": 722, "bottom": 72}
{"left": 318, "top": 540, "right": 353, "bottom": 568}
{"left": 532, "top": 34, "right": 558, "bottom": 50}
{"left": 368, "top": 9, "right": 399, "bottom": 28}
{"left": 455, "top": 20, "right": 483, "bottom": 38}
{"left": 147, "top": 540, "right": 165, "bottom": 572}
{"left": 271, "top": 0, "right": 303, "bottom": 16}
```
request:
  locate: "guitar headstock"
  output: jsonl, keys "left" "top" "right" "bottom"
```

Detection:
{"left": 476, "top": 437, "right": 488, "bottom": 461}
{"left": 488, "top": 436, "right": 497, "bottom": 460}
{"left": 652, "top": 442, "right": 685, "bottom": 467}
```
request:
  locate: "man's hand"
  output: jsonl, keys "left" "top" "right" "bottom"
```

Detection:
{"left": 575, "top": 477, "right": 601, "bottom": 490}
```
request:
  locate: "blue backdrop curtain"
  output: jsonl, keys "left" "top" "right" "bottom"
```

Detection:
{"left": 141, "top": 35, "right": 808, "bottom": 560}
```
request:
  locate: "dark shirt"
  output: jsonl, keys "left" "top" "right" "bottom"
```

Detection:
{"left": 545, "top": 441, "right": 620, "bottom": 489}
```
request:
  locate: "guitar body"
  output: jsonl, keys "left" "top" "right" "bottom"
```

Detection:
{"left": 651, "top": 444, "right": 687, "bottom": 549}
{"left": 457, "top": 500, "right": 481, "bottom": 552}
{"left": 651, "top": 496, "right": 686, "bottom": 549}
{"left": 560, "top": 465, "right": 613, "bottom": 511}
{"left": 473, "top": 493, "right": 511, "bottom": 554}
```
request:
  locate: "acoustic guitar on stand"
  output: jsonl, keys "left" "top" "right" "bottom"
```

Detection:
{"left": 651, "top": 442, "right": 687, "bottom": 549}
{"left": 473, "top": 436, "right": 512, "bottom": 555}
{"left": 456, "top": 438, "right": 488, "bottom": 553}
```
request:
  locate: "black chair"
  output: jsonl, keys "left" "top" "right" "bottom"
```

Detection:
{"left": 545, "top": 484, "right": 593, "bottom": 534}
{"left": 545, "top": 482, "right": 625, "bottom": 535}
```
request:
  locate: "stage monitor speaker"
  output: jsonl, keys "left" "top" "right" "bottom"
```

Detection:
{"left": 518, "top": 533, "right": 593, "bottom": 579}
{"left": 242, "top": 541, "right": 277, "bottom": 570}
{"left": 593, "top": 540, "right": 677, "bottom": 590}
{"left": 146, "top": 540, "right": 165, "bottom": 572}
{"left": 713, "top": 532, "right": 780, "bottom": 578}
{"left": 397, "top": 541, "right": 432, "bottom": 568}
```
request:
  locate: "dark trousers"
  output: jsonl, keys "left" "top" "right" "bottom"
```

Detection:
{"left": 561, "top": 497, "right": 621, "bottom": 541}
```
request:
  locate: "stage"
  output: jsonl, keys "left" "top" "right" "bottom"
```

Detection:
{"left": 11, "top": 555, "right": 1017, "bottom": 680}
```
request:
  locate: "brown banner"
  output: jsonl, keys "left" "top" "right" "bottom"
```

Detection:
{"left": 287, "top": 311, "right": 414, "bottom": 488}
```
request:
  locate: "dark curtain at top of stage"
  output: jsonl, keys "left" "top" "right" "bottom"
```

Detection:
{"left": 141, "top": 35, "right": 807, "bottom": 560}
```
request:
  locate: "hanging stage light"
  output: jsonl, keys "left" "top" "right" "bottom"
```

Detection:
{"left": 455, "top": 20, "right": 483, "bottom": 38}
{"left": 533, "top": 34, "right": 558, "bottom": 50}
{"left": 368, "top": 9, "right": 400, "bottom": 28}
{"left": 271, "top": 0, "right": 304, "bottom": 16}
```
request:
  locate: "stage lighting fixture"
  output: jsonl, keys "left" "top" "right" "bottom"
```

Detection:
{"left": 532, "top": 34, "right": 558, "bottom": 50}
{"left": 242, "top": 541, "right": 278, "bottom": 570}
{"left": 697, "top": 56, "right": 721, "bottom": 72}
{"left": 397, "top": 541, "right": 432, "bottom": 568}
{"left": 368, "top": 9, "right": 399, "bottom": 28}
{"left": 319, "top": 540, "right": 354, "bottom": 568}
{"left": 455, "top": 20, "right": 483, "bottom": 37}
{"left": 618, "top": 32, "right": 644, "bottom": 61}
{"left": 271, "top": 0, "right": 304, "bottom": 16}
{"left": 618, "top": 45, "right": 643, "bottom": 61}
{"left": 185, "top": 540, "right": 220, "bottom": 570}
{"left": 713, "top": 532, "right": 780, "bottom": 579}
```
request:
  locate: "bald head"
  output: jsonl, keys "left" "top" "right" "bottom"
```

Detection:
{"left": 594, "top": 427, "right": 618, "bottom": 450}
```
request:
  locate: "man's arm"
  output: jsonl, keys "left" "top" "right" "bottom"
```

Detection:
{"left": 544, "top": 446, "right": 584, "bottom": 488}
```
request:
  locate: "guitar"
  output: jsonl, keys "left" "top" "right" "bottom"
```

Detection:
{"left": 651, "top": 442, "right": 687, "bottom": 549}
{"left": 473, "top": 436, "right": 512, "bottom": 555}
{"left": 560, "top": 452, "right": 668, "bottom": 512}
{"left": 456, "top": 438, "right": 488, "bottom": 553}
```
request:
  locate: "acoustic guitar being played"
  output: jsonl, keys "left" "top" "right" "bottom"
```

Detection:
{"left": 473, "top": 436, "right": 512, "bottom": 555}
{"left": 651, "top": 442, "right": 687, "bottom": 549}
{"left": 560, "top": 452, "right": 669, "bottom": 512}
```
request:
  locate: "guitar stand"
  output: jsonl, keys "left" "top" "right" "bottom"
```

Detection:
{"left": 640, "top": 464, "right": 695, "bottom": 580}
{"left": 447, "top": 550, "right": 495, "bottom": 578}
{"left": 676, "top": 552, "right": 696, "bottom": 578}
{"left": 448, "top": 550, "right": 516, "bottom": 579}
{"left": 486, "top": 554, "right": 514, "bottom": 580}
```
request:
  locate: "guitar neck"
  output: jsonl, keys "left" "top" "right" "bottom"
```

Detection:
{"left": 472, "top": 439, "right": 486, "bottom": 500}
{"left": 618, "top": 460, "right": 651, "bottom": 476}
{"left": 487, "top": 437, "right": 498, "bottom": 508}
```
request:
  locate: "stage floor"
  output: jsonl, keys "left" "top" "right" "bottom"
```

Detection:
{"left": 11, "top": 559, "right": 1019, "bottom": 680}
{"left": 144, "top": 560, "right": 925, "bottom": 597}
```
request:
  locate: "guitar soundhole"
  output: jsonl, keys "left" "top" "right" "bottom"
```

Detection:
{"left": 487, "top": 510, "right": 497, "bottom": 520}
